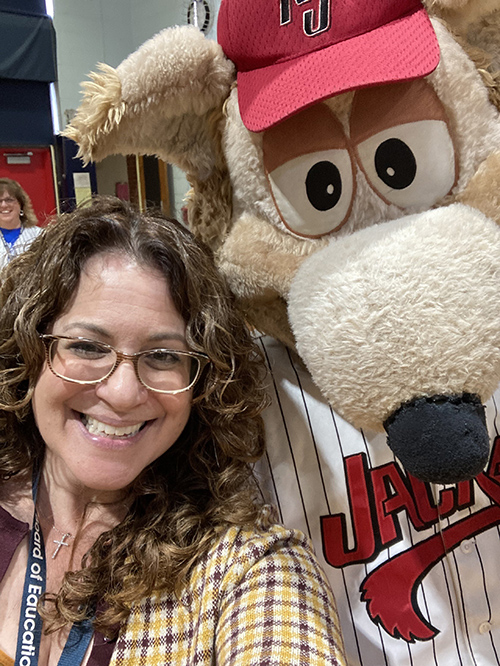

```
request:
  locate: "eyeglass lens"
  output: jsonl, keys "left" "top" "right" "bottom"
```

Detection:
{"left": 0, "top": 198, "right": 16, "bottom": 205}
{"left": 48, "top": 338, "right": 200, "bottom": 392}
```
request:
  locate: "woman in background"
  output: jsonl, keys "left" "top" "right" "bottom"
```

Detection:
{"left": 0, "top": 197, "right": 346, "bottom": 665}
{"left": 0, "top": 178, "right": 41, "bottom": 269}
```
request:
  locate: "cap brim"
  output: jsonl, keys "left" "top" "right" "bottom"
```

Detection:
{"left": 237, "top": 9, "right": 440, "bottom": 133}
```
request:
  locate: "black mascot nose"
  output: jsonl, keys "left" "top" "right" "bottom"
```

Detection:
{"left": 384, "top": 394, "right": 490, "bottom": 484}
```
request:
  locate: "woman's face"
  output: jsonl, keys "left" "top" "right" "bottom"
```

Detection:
{"left": 0, "top": 189, "right": 21, "bottom": 230}
{"left": 32, "top": 252, "right": 193, "bottom": 497}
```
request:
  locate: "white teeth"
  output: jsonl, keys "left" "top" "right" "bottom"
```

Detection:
{"left": 83, "top": 416, "right": 144, "bottom": 437}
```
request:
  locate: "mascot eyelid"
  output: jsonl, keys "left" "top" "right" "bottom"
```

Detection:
{"left": 266, "top": 147, "right": 356, "bottom": 238}
{"left": 262, "top": 103, "right": 355, "bottom": 238}
{"left": 354, "top": 119, "right": 457, "bottom": 210}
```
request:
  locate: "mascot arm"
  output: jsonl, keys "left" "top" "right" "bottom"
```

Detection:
{"left": 217, "top": 215, "right": 309, "bottom": 299}
{"left": 64, "top": 25, "right": 234, "bottom": 181}
{"left": 217, "top": 214, "right": 320, "bottom": 348}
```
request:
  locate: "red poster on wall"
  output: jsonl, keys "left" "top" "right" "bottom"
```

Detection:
{"left": 0, "top": 146, "right": 58, "bottom": 226}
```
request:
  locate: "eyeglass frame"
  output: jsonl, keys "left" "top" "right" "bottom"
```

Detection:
{"left": 39, "top": 334, "right": 211, "bottom": 395}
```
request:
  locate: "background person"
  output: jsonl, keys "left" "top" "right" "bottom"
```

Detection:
{"left": 0, "top": 197, "right": 346, "bottom": 666}
{"left": 0, "top": 178, "right": 41, "bottom": 270}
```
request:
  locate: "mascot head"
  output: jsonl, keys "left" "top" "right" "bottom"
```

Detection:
{"left": 66, "top": 0, "right": 500, "bottom": 483}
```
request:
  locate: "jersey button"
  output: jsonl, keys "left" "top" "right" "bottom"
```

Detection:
{"left": 460, "top": 539, "right": 473, "bottom": 554}
{"left": 479, "top": 621, "right": 492, "bottom": 634}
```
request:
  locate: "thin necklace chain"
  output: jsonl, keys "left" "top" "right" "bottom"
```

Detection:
{"left": 35, "top": 506, "right": 77, "bottom": 559}
{"left": 35, "top": 494, "right": 131, "bottom": 559}
{"left": 51, "top": 522, "right": 74, "bottom": 537}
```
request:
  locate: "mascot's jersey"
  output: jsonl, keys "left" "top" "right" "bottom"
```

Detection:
{"left": 257, "top": 335, "right": 500, "bottom": 666}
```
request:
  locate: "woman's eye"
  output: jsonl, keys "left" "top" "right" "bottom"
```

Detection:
{"left": 355, "top": 120, "right": 456, "bottom": 209}
{"left": 65, "top": 340, "right": 109, "bottom": 358}
{"left": 266, "top": 148, "right": 355, "bottom": 238}
{"left": 145, "top": 350, "right": 181, "bottom": 369}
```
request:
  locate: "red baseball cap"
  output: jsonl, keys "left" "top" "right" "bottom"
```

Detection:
{"left": 217, "top": 0, "right": 440, "bottom": 132}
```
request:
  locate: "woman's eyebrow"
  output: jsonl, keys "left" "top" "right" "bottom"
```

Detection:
{"left": 59, "top": 321, "right": 109, "bottom": 337}
{"left": 146, "top": 332, "right": 188, "bottom": 345}
{"left": 59, "top": 322, "right": 188, "bottom": 346}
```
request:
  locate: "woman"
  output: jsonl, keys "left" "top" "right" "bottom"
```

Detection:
{"left": 0, "top": 197, "right": 346, "bottom": 665}
{"left": 0, "top": 178, "right": 41, "bottom": 269}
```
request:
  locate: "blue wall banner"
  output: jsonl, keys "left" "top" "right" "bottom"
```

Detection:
{"left": 0, "top": 13, "right": 56, "bottom": 82}
{"left": 0, "top": 0, "right": 47, "bottom": 17}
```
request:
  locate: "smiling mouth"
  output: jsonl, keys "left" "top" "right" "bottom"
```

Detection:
{"left": 81, "top": 415, "right": 146, "bottom": 438}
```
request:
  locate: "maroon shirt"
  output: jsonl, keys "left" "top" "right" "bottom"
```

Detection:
{"left": 0, "top": 505, "right": 115, "bottom": 665}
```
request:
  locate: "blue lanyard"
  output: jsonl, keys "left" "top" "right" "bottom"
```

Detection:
{"left": 14, "top": 474, "right": 94, "bottom": 666}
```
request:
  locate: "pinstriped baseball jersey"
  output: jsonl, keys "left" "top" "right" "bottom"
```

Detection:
{"left": 0, "top": 225, "right": 42, "bottom": 269}
{"left": 256, "top": 335, "right": 500, "bottom": 666}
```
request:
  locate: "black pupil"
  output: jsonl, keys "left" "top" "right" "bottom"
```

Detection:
{"left": 306, "top": 161, "right": 342, "bottom": 211}
{"left": 375, "top": 138, "right": 417, "bottom": 190}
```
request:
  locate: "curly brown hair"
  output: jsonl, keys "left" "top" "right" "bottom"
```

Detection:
{"left": 0, "top": 196, "right": 269, "bottom": 637}
{"left": 0, "top": 178, "right": 39, "bottom": 227}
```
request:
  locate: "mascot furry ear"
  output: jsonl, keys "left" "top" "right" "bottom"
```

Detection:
{"left": 66, "top": 0, "right": 500, "bottom": 484}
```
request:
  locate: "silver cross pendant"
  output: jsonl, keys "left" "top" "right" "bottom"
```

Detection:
{"left": 52, "top": 533, "right": 72, "bottom": 559}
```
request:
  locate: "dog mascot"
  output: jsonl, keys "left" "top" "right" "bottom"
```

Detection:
{"left": 67, "top": 0, "right": 500, "bottom": 663}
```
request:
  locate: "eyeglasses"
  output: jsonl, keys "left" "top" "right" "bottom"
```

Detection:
{"left": 0, "top": 197, "right": 16, "bottom": 205}
{"left": 40, "top": 335, "right": 210, "bottom": 394}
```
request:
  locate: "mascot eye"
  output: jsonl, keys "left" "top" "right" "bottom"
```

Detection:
{"left": 267, "top": 149, "right": 355, "bottom": 238}
{"left": 374, "top": 139, "right": 416, "bottom": 190}
{"left": 306, "top": 161, "right": 343, "bottom": 211}
{"left": 355, "top": 120, "right": 456, "bottom": 209}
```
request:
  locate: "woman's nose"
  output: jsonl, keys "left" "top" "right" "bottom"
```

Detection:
{"left": 95, "top": 360, "right": 149, "bottom": 409}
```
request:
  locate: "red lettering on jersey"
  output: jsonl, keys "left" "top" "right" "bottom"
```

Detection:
{"left": 361, "top": 504, "right": 500, "bottom": 641}
{"left": 456, "top": 478, "right": 474, "bottom": 508}
{"left": 371, "top": 463, "right": 425, "bottom": 544}
{"left": 409, "top": 476, "right": 448, "bottom": 522}
{"left": 359, "top": 436, "right": 500, "bottom": 641}
{"left": 486, "top": 435, "right": 500, "bottom": 480}
{"left": 320, "top": 434, "right": 500, "bottom": 642}
{"left": 321, "top": 453, "right": 378, "bottom": 566}
{"left": 409, "top": 475, "right": 474, "bottom": 522}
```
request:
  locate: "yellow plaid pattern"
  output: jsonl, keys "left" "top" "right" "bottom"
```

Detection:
{"left": 110, "top": 523, "right": 346, "bottom": 665}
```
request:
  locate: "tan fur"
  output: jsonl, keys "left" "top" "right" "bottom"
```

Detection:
{"left": 456, "top": 151, "right": 500, "bottom": 221}
{"left": 64, "top": 26, "right": 234, "bottom": 182}
{"left": 217, "top": 215, "right": 319, "bottom": 298}
{"left": 243, "top": 298, "right": 296, "bottom": 350}
{"left": 184, "top": 109, "right": 233, "bottom": 251}
{"left": 426, "top": 0, "right": 500, "bottom": 32}
{"left": 289, "top": 205, "right": 500, "bottom": 429}
{"left": 64, "top": 64, "right": 126, "bottom": 164}
{"left": 425, "top": 0, "right": 500, "bottom": 85}
{"left": 449, "top": 29, "right": 500, "bottom": 109}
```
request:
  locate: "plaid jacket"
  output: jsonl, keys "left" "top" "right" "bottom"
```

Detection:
{"left": 110, "top": 523, "right": 346, "bottom": 665}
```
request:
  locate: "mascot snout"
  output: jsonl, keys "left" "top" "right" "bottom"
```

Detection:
{"left": 288, "top": 204, "right": 500, "bottom": 483}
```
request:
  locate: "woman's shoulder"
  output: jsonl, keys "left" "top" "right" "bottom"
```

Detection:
{"left": 213, "top": 516, "right": 312, "bottom": 564}
{"left": 0, "top": 474, "right": 32, "bottom": 525}
{"left": 116, "top": 511, "right": 346, "bottom": 665}
{"left": 196, "top": 508, "right": 330, "bottom": 596}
